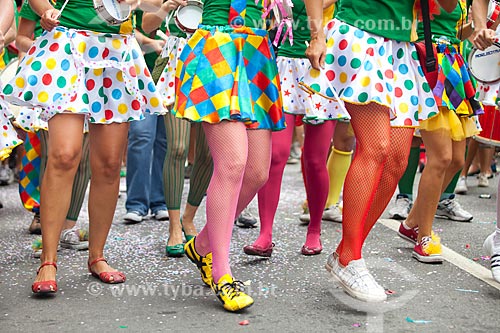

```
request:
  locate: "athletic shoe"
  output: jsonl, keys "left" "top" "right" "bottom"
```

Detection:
{"left": 455, "top": 176, "right": 468, "bottom": 194}
{"left": 478, "top": 173, "right": 489, "bottom": 187}
{"left": 435, "top": 197, "right": 473, "bottom": 222}
{"left": 322, "top": 204, "right": 343, "bottom": 222}
{"left": 483, "top": 232, "right": 500, "bottom": 282}
{"left": 123, "top": 211, "right": 145, "bottom": 224}
{"left": 483, "top": 232, "right": 495, "bottom": 256}
{"left": 211, "top": 274, "right": 254, "bottom": 312}
{"left": 325, "top": 253, "right": 387, "bottom": 302}
{"left": 388, "top": 195, "right": 412, "bottom": 220}
{"left": 59, "top": 228, "right": 89, "bottom": 250}
{"left": 412, "top": 234, "right": 443, "bottom": 263}
{"left": 153, "top": 210, "right": 169, "bottom": 221}
{"left": 235, "top": 208, "right": 257, "bottom": 228}
{"left": 184, "top": 237, "right": 213, "bottom": 286}
{"left": 398, "top": 223, "right": 418, "bottom": 244}
{"left": 299, "top": 201, "right": 310, "bottom": 224}
{"left": 28, "top": 214, "right": 42, "bottom": 235}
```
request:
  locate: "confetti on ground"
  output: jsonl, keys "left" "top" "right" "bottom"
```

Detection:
{"left": 119, "top": 326, "right": 128, "bottom": 329}
{"left": 385, "top": 289, "right": 396, "bottom": 295}
{"left": 406, "top": 317, "right": 432, "bottom": 324}
{"left": 473, "top": 258, "right": 479, "bottom": 261}
{"left": 455, "top": 288, "right": 479, "bottom": 293}
{"left": 383, "top": 258, "right": 394, "bottom": 262}
{"left": 239, "top": 320, "right": 250, "bottom": 326}
{"left": 465, "top": 244, "right": 470, "bottom": 249}
{"left": 352, "top": 323, "right": 361, "bottom": 327}
{"left": 481, "top": 256, "right": 491, "bottom": 261}
{"left": 397, "top": 249, "right": 403, "bottom": 254}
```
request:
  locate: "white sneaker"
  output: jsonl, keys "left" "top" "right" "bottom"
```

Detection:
{"left": 455, "top": 176, "right": 468, "bottom": 194}
{"left": 478, "top": 173, "right": 489, "bottom": 187}
{"left": 59, "top": 228, "right": 89, "bottom": 250}
{"left": 322, "top": 204, "right": 342, "bottom": 222}
{"left": 326, "top": 254, "right": 387, "bottom": 302}
{"left": 154, "top": 210, "right": 169, "bottom": 221}
{"left": 388, "top": 195, "right": 412, "bottom": 220}
{"left": 483, "top": 232, "right": 500, "bottom": 282}
{"left": 123, "top": 211, "right": 145, "bottom": 223}
{"left": 435, "top": 197, "right": 473, "bottom": 222}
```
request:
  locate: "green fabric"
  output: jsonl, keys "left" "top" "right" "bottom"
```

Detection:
{"left": 397, "top": 146, "right": 420, "bottom": 199}
{"left": 277, "top": 0, "right": 308, "bottom": 58}
{"left": 336, "top": 0, "right": 418, "bottom": 42}
{"left": 19, "top": 0, "right": 44, "bottom": 38}
{"left": 55, "top": 0, "right": 131, "bottom": 34}
{"left": 187, "top": 122, "right": 213, "bottom": 207}
{"left": 202, "top": 0, "right": 263, "bottom": 28}
{"left": 417, "top": 0, "right": 464, "bottom": 45}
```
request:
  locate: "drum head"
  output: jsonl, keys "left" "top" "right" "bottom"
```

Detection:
{"left": 176, "top": 2, "right": 203, "bottom": 33}
{"left": 102, "top": 0, "right": 130, "bottom": 21}
{"left": 469, "top": 45, "right": 500, "bottom": 83}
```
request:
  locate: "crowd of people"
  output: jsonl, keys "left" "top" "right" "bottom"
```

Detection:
{"left": 0, "top": 0, "right": 499, "bottom": 312}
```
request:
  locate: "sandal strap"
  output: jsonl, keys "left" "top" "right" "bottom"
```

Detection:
{"left": 37, "top": 261, "right": 57, "bottom": 273}
{"left": 88, "top": 257, "right": 107, "bottom": 269}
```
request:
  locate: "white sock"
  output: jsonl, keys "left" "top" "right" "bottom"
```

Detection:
{"left": 402, "top": 221, "right": 412, "bottom": 230}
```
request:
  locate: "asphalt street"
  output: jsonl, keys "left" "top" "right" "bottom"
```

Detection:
{"left": 0, "top": 163, "right": 499, "bottom": 332}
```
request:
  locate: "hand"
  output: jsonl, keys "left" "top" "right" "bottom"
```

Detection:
{"left": 162, "top": 0, "right": 187, "bottom": 12}
{"left": 305, "top": 32, "right": 326, "bottom": 70}
{"left": 40, "top": 9, "right": 60, "bottom": 32}
{"left": 0, "top": 31, "right": 4, "bottom": 50}
{"left": 146, "top": 38, "right": 166, "bottom": 55}
{"left": 472, "top": 28, "right": 496, "bottom": 50}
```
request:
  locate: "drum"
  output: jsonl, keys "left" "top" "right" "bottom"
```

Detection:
{"left": 0, "top": 59, "right": 22, "bottom": 117}
{"left": 488, "top": 1, "right": 500, "bottom": 28}
{"left": 272, "top": 0, "right": 293, "bottom": 24}
{"left": 93, "top": 0, "right": 131, "bottom": 26}
{"left": 174, "top": 0, "right": 203, "bottom": 34}
{"left": 468, "top": 44, "right": 500, "bottom": 83}
{"left": 475, "top": 105, "right": 500, "bottom": 146}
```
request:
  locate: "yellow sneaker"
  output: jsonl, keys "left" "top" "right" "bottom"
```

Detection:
{"left": 184, "top": 237, "right": 212, "bottom": 286}
{"left": 412, "top": 232, "right": 443, "bottom": 263}
{"left": 211, "top": 274, "right": 254, "bottom": 312}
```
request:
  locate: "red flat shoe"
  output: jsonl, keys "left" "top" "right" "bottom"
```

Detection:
{"left": 301, "top": 241, "right": 323, "bottom": 256}
{"left": 88, "top": 258, "right": 126, "bottom": 284}
{"left": 32, "top": 262, "right": 58, "bottom": 294}
{"left": 243, "top": 243, "right": 275, "bottom": 257}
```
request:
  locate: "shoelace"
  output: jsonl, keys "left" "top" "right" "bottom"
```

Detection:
{"left": 219, "top": 280, "right": 246, "bottom": 300}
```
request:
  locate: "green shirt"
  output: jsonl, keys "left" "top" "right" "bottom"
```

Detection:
{"left": 417, "top": 0, "right": 465, "bottom": 45}
{"left": 201, "top": 0, "right": 263, "bottom": 28}
{"left": 277, "top": 0, "right": 308, "bottom": 58}
{"left": 19, "top": 0, "right": 44, "bottom": 39}
{"left": 336, "top": 0, "right": 418, "bottom": 42}
{"left": 55, "top": 0, "right": 133, "bottom": 34}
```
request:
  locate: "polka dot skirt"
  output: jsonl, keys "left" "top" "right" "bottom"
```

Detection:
{"left": 2, "top": 27, "right": 165, "bottom": 125}
{"left": 156, "top": 36, "right": 187, "bottom": 108}
{"left": 300, "top": 19, "right": 439, "bottom": 127}
{"left": 475, "top": 81, "right": 500, "bottom": 107}
{"left": 0, "top": 96, "right": 22, "bottom": 160}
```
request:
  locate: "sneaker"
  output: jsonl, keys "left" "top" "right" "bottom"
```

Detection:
{"left": 322, "top": 204, "right": 342, "bottom": 223}
{"left": 455, "top": 176, "right": 468, "bottom": 194}
{"left": 478, "top": 173, "right": 489, "bottom": 187}
{"left": 435, "top": 197, "right": 473, "bottom": 222}
{"left": 483, "top": 232, "right": 495, "bottom": 257}
{"left": 397, "top": 223, "right": 418, "bottom": 244}
{"left": 299, "top": 201, "right": 310, "bottom": 224}
{"left": 123, "top": 211, "right": 145, "bottom": 224}
{"left": 412, "top": 234, "right": 443, "bottom": 263}
{"left": 326, "top": 254, "right": 387, "bottom": 302}
{"left": 388, "top": 195, "right": 412, "bottom": 220}
{"left": 287, "top": 154, "right": 300, "bottom": 164}
{"left": 59, "top": 228, "right": 89, "bottom": 250}
{"left": 153, "top": 210, "right": 169, "bottom": 221}
{"left": 482, "top": 232, "right": 500, "bottom": 282}
{"left": 184, "top": 237, "right": 213, "bottom": 286}
{"left": 211, "top": 274, "right": 254, "bottom": 312}
{"left": 235, "top": 208, "right": 257, "bottom": 228}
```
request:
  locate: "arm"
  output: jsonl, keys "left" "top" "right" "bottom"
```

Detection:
{"left": 142, "top": 0, "right": 186, "bottom": 34}
{"left": 458, "top": 22, "right": 473, "bottom": 40}
{"left": 3, "top": 18, "right": 17, "bottom": 45}
{"left": 28, "top": 0, "right": 59, "bottom": 31}
{"left": 471, "top": 0, "right": 496, "bottom": 49}
{"left": 16, "top": 18, "right": 37, "bottom": 54}
{"left": 0, "top": 0, "right": 14, "bottom": 49}
{"left": 304, "top": 0, "right": 326, "bottom": 70}
{"left": 323, "top": 0, "right": 337, "bottom": 9}
{"left": 135, "top": 28, "right": 165, "bottom": 55}
{"left": 437, "top": 0, "right": 458, "bottom": 13}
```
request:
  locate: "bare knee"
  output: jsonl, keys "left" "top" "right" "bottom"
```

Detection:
{"left": 93, "top": 157, "right": 122, "bottom": 181}
{"left": 49, "top": 147, "right": 81, "bottom": 171}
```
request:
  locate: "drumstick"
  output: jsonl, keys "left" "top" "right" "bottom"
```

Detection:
{"left": 57, "top": 0, "right": 71, "bottom": 18}
{"left": 156, "top": 30, "right": 169, "bottom": 41}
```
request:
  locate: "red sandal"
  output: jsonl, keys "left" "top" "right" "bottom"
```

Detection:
{"left": 88, "top": 258, "right": 126, "bottom": 284}
{"left": 32, "top": 262, "right": 58, "bottom": 294}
